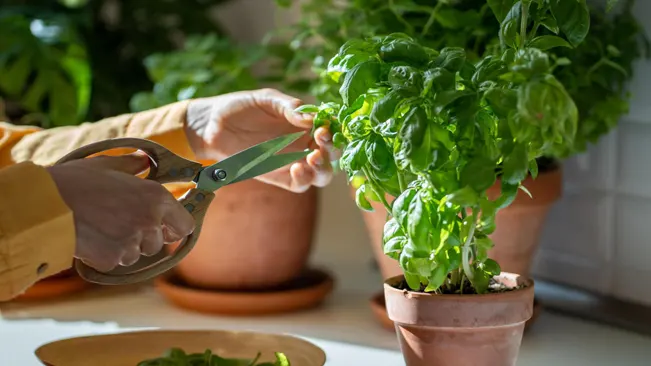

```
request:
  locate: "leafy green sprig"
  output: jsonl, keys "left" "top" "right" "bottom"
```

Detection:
{"left": 298, "top": 3, "right": 582, "bottom": 293}
{"left": 272, "top": 0, "right": 646, "bottom": 162}
{"left": 137, "top": 348, "right": 290, "bottom": 366}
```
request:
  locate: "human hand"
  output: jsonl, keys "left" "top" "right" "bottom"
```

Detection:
{"left": 47, "top": 155, "right": 195, "bottom": 272}
{"left": 184, "top": 88, "right": 340, "bottom": 193}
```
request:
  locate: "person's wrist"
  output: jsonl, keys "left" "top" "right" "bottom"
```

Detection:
{"left": 184, "top": 98, "right": 213, "bottom": 160}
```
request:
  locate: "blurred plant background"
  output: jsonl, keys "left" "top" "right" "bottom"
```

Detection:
{"left": 1, "top": 0, "right": 648, "bottom": 163}
{"left": 0, "top": 0, "right": 234, "bottom": 127}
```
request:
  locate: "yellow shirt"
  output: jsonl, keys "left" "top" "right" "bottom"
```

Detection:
{"left": 0, "top": 101, "right": 195, "bottom": 301}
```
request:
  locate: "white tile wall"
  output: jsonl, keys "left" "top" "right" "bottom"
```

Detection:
{"left": 533, "top": 0, "right": 651, "bottom": 305}
{"left": 218, "top": 1, "right": 651, "bottom": 305}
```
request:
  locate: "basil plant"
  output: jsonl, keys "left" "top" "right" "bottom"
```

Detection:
{"left": 298, "top": 1, "right": 584, "bottom": 295}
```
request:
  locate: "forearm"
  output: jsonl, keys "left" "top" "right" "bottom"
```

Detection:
{"left": 1, "top": 100, "right": 195, "bottom": 168}
{"left": 0, "top": 162, "right": 75, "bottom": 301}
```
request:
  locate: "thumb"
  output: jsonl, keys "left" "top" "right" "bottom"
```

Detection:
{"left": 67, "top": 153, "right": 151, "bottom": 175}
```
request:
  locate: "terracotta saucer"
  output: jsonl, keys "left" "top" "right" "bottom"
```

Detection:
{"left": 35, "top": 329, "right": 326, "bottom": 366}
{"left": 12, "top": 273, "right": 92, "bottom": 301}
{"left": 154, "top": 268, "right": 335, "bottom": 316}
{"left": 369, "top": 291, "right": 543, "bottom": 332}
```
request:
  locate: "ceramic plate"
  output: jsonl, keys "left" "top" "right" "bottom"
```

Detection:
{"left": 35, "top": 329, "right": 326, "bottom": 366}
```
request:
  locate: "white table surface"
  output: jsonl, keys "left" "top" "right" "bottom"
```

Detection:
{"left": 1, "top": 262, "right": 651, "bottom": 365}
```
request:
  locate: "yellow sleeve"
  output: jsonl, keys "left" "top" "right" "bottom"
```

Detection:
{"left": 0, "top": 101, "right": 194, "bottom": 301}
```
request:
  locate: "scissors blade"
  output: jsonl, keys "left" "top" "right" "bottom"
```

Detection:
{"left": 228, "top": 150, "right": 310, "bottom": 185}
{"left": 195, "top": 131, "right": 306, "bottom": 191}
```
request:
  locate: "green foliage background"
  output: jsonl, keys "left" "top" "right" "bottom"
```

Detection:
{"left": 0, "top": 0, "right": 231, "bottom": 127}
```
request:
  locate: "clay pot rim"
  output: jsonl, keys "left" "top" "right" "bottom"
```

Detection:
{"left": 383, "top": 272, "right": 534, "bottom": 301}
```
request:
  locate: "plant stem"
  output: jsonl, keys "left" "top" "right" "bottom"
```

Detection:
{"left": 398, "top": 171, "right": 406, "bottom": 192}
{"left": 461, "top": 208, "right": 477, "bottom": 282}
{"left": 421, "top": 3, "right": 442, "bottom": 37}
{"left": 520, "top": 1, "right": 530, "bottom": 46}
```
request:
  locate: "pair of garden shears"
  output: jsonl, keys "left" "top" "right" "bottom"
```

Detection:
{"left": 55, "top": 132, "right": 309, "bottom": 285}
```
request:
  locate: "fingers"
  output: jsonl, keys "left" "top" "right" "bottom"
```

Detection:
{"left": 254, "top": 88, "right": 314, "bottom": 129}
{"left": 160, "top": 195, "right": 196, "bottom": 240}
{"left": 140, "top": 228, "right": 165, "bottom": 256}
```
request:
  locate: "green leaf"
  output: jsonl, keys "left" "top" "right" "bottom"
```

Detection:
{"left": 528, "top": 35, "right": 573, "bottom": 50}
{"left": 606, "top": 0, "right": 618, "bottom": 13}
{"left": 340, "top": 139, "right": 367, "bottom": 172}
{"left": 339, "top": 60, "right": 381, "bottom": 105}
{"left": 366, "top": 135, "right": 396, "bottom": 180}
{"left": 383, "top": 218, "right": 405, "bottom": 244}
{"left": 407, "top": 192, "right": 431, "bottom": 252}
{"left": 404, "top": 271, "right": 422, "bottom": 291}
{"left": 432, "top": 47, "right": 466, "bottom": 72}
{"left": 499, "top": 1, "right": 521, "bottom": 49}
{"left": 384, "top": 236, "right": 407, "bottom": 260}
{"left": 355, "top": 185, "right": 374, "bottom": 212}
{"left": 460, "top": 156, "right": 497, "bottom": 192}
{"left": 484, "top": 88, "right": 517, "bottom": 118}
{"left": 332, "top": 132, "right": 347, "bottom": 149}
{"left": 370, "top": 89, "right": 403, "bottom": 124}
{"left": 487, "top": 0, "right": 516, "bottom": 22}
{"left": 528, "top": 159, "right": 538, "bottom": 179}
{"left": 550, "top": 0, "right": 590, "bottom": 47}
{"left": 388, "top": 66, "right": 424, "bottom": 95}
{"left": 379, "top": 39, "right": 429, "bottom": 66}
{"left": 392, "top": 188, "right": 417, "bottom": 228}
{"left": 607, "top": 45, "right": 622, "bottom": 57}
{"left": 425, "top": 264, "right": 448, "bottom": 292}
{"left": 540, "top": 16, "right": 560, "bottom": 34}
{"left": 501, "top": 143, "right": 529, "bottom": 185}
{"left": 396, "top": 106, "right": 432, "bottom": 172}
{"left": 482, "top": 259, "right": 501, "bottom": 276}
{"left": 295, "top": 104, "right": 319, "bottom": 113}
{"left": 445, "top": 186, "right": 479, "bottom": 207}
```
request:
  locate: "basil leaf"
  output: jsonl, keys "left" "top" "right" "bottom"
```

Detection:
{"left": 432, "top": 47, "right": 466, "bottom": 73}
{"left": 388, "top": 66, "right": 424, "bottom": 95}
{"left": 550, "top": 0, "right": 590, "bottom": 47}
{"left": 460, "top": 156, "right": 497, "bottom": 192}
{"left": 339, "top": 60, "right": 381, "bottom": 105}
{"left": 528, "top": 35, "right": 573, "bottom": 50}
{"left": 379, "top": 39, "right": 429, "bottom": 66}
{"left": 340, "top": 139, "right": 367, "bottom": 172}
{"left": 499, "top": 1, "right": 521, "bottom": 49}
{"left": 501, "top": 143, "right": 528, "bottom": 185}
{"left": 487, "top": 0, "right": 517, "bottom": 23}
{"left": 407, "top": 192, "right": 431, "bottom": 252}
{"left": 355, "top": 184, "right": 374, "bottom": 212}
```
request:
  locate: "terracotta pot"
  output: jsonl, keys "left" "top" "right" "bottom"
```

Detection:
{"left": 384, "top": 273, "right": 534, "bottom": 366}
{"left": 165, "top": 179, "right": 318, "bottom": 290}
{"left": 486, "top": 166, "right": 562, "bottom": 276}
{"left": 354, "top": 191, "right": 402, "bottom": 279}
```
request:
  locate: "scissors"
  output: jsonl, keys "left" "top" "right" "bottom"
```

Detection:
{"left": 55, "top": 132, "right": 310, "bottom": 285}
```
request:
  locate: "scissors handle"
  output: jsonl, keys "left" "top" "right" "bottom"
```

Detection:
{"left": 55, "top": 138, "right": 213, "bottom": 285}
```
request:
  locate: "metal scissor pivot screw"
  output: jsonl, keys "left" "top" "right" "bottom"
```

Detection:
{"left": 213, "top": 169, "right": 227, "bottom": 181}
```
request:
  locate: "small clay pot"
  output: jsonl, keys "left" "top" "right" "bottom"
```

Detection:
{"left": 486, "top": 166, "right": 562, "bottom": 276}
{"left": 165, "top": 178, "right": 318, "bottom": 290}
{"left": 384, "top": 273, "right": 534, "bottom": 366}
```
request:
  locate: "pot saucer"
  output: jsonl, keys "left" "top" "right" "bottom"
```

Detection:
{"left": 154, "top": 268, "right": 335, "bottom": 316}
{"left": 35, "top": 329, "right": 326, "bottom": 366}
{"left": 369, "top": 291, "right": 542, "bottom": 332}
{"left": 12, "top": 272, "right": 91, "bottom": 302}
